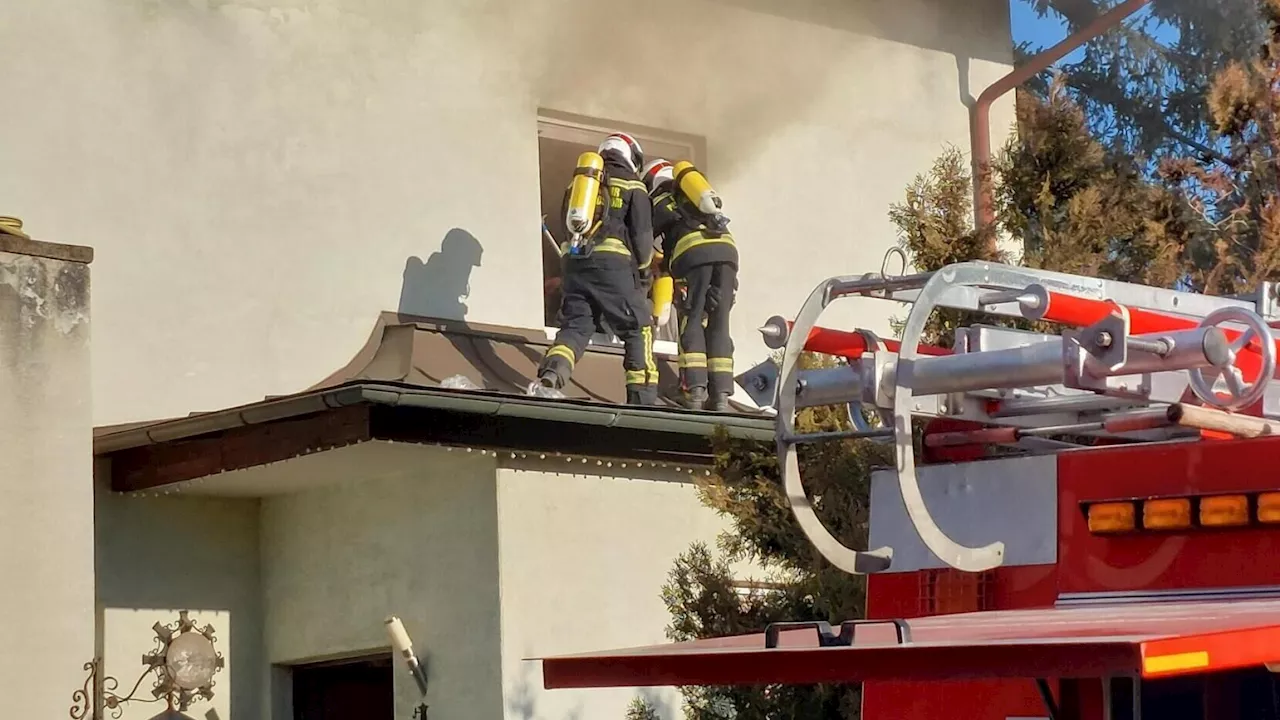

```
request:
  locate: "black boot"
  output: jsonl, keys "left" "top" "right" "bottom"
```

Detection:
{"left": 683, "top": 386, "right": 708, "bottom": 410}
{"left": 708, "top": 392, "right": 730, "bottom": 412}
{"left": 528, "top": 371, "right": 565, "bottom": 399}
{"left": 627, "top": 385, "right": 659, "bottom": 406}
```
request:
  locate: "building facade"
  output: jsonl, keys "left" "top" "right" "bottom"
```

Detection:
{"left": 2, "top": 0, "right": 1014, "bottom": 430}
{"left": 92, "top": 313, "right": 774, "bottom": 719}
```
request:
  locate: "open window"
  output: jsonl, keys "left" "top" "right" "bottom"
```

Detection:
{"left": 536, "top": 111, "right": 708, "bottom": 346}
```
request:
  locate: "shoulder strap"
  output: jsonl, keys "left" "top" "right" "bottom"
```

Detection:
{"left": 591, "top": 167, "right": 613, "bottom": 239}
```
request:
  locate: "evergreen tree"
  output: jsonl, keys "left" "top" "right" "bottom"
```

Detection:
{"left": 626, "top": 697, "right": 663, "bottom": 720}
{"left": 1160, "top": 0, "right": 1280, "bottom": 293}
{"left": 996, "top": 78, "right": 1198, "bottom": 288}
{"left": 1019, "top": 0, "right": 1266, "bottom": 164}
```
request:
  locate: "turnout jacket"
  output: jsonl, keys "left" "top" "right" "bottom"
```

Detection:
{"left": 650, "top": 182, "right": 737, "bottom": 279}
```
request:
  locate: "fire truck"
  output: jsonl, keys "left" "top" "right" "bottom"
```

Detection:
{"left": 538, "top": 258, "right": 1280, "bottom": 719}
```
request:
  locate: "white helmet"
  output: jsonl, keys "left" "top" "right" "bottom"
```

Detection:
{"left": 642, "top": 159, "right": 674, "bottom": 194}
{"left": 598, "top": 132, "right": 643, "bottom": 173}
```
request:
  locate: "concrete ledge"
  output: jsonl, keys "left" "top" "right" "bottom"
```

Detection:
{"left": 0, "top": 234, "right": 94, "bottom": 264}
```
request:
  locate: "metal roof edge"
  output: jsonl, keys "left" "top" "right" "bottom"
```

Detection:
{"left": 357, "top": 384, "right": 775, "bottom": 441}
{"left": 93, "top": 382, "right": 774, "bottom": 455}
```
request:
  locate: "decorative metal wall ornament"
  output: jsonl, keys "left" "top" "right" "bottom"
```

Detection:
{"left": 146, "top": 610, "right": 225, "bottom": 710}
{"left": 70, "top": 611, "right": 224, "bottom": 719}
{"left": 70, "top": 657, "right": 155, "bottom": 720}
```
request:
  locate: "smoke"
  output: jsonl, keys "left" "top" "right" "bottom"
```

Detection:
{"left": 506, "top": 0, "right": 1013, "bottom": 180}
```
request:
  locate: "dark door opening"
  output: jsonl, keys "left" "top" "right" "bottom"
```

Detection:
{"left": 1097, "top": 669, "right": 1280, "bottom": 720}
{"left": 292, "top": 654, "right": 394, "bottom": 720}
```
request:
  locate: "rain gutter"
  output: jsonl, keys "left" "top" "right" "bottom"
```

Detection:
{"left": 93, "top": 381, "right": 775, "bottom": 455}
{"left": 972, "top": 0, "right": 1151, "bottom": 242}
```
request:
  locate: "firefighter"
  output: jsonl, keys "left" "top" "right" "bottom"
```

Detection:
{"left": 642, "top": 158, "right": 738, "bottom": 411}
{"left": 530, "top": 132, "right": 660, "bottom": 405}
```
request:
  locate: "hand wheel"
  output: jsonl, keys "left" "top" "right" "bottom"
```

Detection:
{"left": 1188, "top": 306, "right": 1277, "bottom": 412}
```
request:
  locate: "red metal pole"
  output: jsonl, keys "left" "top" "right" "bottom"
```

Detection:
{"left": 972, "top": 0, "right": 1151, "bottom": 240}
{"left": 1033, "top": 290, "right": 1272, "bottom": 380}
{"left": 784, "top": 322, "right": 952, "bottom": 359}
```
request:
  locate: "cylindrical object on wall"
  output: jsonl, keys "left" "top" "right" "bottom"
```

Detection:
{"left": 385, "top": 616, "right": 430, "bottom": 698}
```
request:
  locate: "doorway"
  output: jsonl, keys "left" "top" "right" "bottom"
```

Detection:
{"left": 292, "top": 654, "right": 394, "bottom": 720}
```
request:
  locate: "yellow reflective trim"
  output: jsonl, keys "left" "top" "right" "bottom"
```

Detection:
{"left": 709, "top": 357, "right": 734, "bottom": 373}
{"left": 680, "top": 352, "right": 708, "bottom": 369}
{"left": 625, "top": 370, "right": 647, "bottom": 385}
{"left": 608, "top": 178, "right": 646, "bottom": 191}
{"left": 591, "top": 237, "right": 632, "bottom": 257}
{"left": 672, "top": 230, "right": 736, "bottom": 263}
{"left": 642, "top": 326, "right": 658, "bottom": 382}
{"left": 546, "top": 345, "right": 577, "bottom": 367}
{"left": 1143, "top": 651, "right": 1209, "bottom": 675}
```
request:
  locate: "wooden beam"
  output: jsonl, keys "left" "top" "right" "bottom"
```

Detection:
{"left": 109, "top": 404, "right": 372, "bottom": 492}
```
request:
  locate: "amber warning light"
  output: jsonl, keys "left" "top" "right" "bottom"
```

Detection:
{"left": 1084, "top": 493, "right": 1278, "bottom": 535}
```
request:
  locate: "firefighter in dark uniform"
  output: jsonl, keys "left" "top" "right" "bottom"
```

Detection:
{"left": 642, "top": 158, "right": 738, "bottom": 411}
{"left": 531, "top": 132, "right": 660, "bottom": 405}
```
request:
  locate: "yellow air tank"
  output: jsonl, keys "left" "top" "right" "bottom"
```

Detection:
{"left": 673, "top": 161, "right": 723, "bottom": 216}
{"left": 565, "top": 151, "right": 605, "bottom": 239}
{"left": 651, "top": 274, "right": 674, "bottom": 325}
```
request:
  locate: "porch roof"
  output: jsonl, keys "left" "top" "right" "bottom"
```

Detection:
{"left": 94, "top": 312, "right": 774, "bottom": 493}
{"left": 540, "top": 598, "right": 1280, "bottom": 688}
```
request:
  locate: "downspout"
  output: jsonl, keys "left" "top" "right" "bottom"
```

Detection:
{"left": 972, "top": 0, "right": 1152, "bottom": 248}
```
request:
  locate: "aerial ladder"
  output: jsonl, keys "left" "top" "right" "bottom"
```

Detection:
{"left": 733, "top": 254, "right": 1280, "bottom": 575}
{"left": 540, "top": 258, "right": 1280, "bottom": 719}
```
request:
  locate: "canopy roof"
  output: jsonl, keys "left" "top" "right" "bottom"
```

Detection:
{"left": 540, "top": 599, "right": 1280, "bottom": 688}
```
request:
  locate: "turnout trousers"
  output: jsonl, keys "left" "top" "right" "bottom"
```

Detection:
{"left": 677, "top": 261, "right": 737, "bottom": 397}
{"left": 537, "top": 259, "right": 659, "bottom": 405}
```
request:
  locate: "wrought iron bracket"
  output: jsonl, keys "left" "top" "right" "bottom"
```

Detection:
{"left": 70, "top": 657, "right": 162, "bottom": 720}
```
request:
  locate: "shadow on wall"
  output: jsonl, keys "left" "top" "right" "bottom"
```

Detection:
{"left": 399, "top": 228, "right": 485, "bottom": 320}
{"left": 708, "top": 0, "right": 1013, "bottom": 62}
{"left": 507, "top": 661, "right": 584, "bottom": 720}
{"left": 637, "top": 687, "right": 675, "bottom": 718}
{"left": 94, "top": 472, "right": 263, "bottom": 720}
{"left": 504, "top": 660, "right": 677, "bottom": 719}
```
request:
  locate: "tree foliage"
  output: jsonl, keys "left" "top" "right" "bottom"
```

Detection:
{"left": 1160, "top": 0, "right": 1280, "bottom": 293}
{"left": 1022, "top": 0, "right": 1266, "bottom": 164}
{"left": 626, "top": 697, "right": 662, "bottom": 720}
{"left": 660, "top": 352, "right": 889, "bottom": 719}
{"left": 997, "top": 79, "right": 1197, "bottom": 288}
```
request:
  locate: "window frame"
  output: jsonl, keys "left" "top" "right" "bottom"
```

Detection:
{"left": 536, "top": 110, "right": 710, "bottom": 357}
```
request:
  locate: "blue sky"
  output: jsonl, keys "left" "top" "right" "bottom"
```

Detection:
{"left": 1008, "top": 0, "right": 1176, "bottom": 64}
{"left": 1010, "top": 0, "right": 1077, "bottom": 59}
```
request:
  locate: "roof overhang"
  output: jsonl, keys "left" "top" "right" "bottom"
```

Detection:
{"left": 95, "top": 380, "right": 774, "bottom": 493}
{"left": 539, "top": 599, "right": 1280, "bottom": 688}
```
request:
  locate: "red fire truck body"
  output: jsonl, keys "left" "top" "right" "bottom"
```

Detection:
{"left": 539, "top": 261, "right": 1280, "bottom": 718}
{"left": 863, "top": 431, "right": 1280, "bottom": 719}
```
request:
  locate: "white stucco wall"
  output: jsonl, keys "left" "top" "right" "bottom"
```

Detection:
{"left": 0, "top": 0, "right": 1012, "bottom": 427}
{"left": 495, "top": 466, "right": 732, "bottom": 720}
{"left": 0, "top": 245, "right": 94, "bottom": 718}
{"left": 260, "top": 446, "right": 504, "bottom": 718}
{"left": 94, "top": 469, "right": 263, "bottom": 720}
